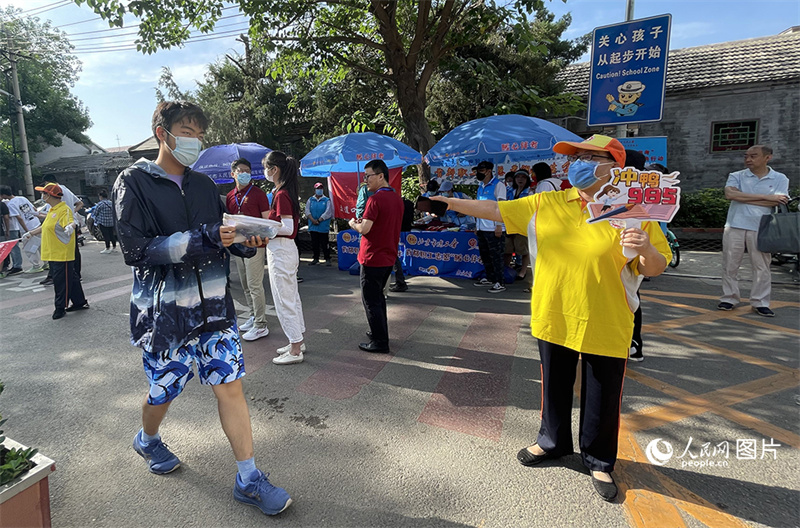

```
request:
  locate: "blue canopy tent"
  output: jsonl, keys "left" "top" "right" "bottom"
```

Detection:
{"left": 300, "top": 132, "right": 422, "bottom": 220}
{"left": 300, "top": 132, "right": 422, "bottom": 177}
{"left": 191, "top": 142, "right": 272, "bottom": 184}
{"left": 424, "top": 115, "right": 583, "bottom": 183}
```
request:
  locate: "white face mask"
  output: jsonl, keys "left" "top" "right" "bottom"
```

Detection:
{"left": 164, "top": 129, "right": 202, "bottom": 167}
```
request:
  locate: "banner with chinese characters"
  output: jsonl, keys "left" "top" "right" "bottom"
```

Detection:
{"left": 337, "top": 230, "right": 485, "bottom": 279}
{"left": 588, "top": 14, "right": 672, "bottom": 126}
{"left": 587, "top": 167, "right": 681, "bottom": 224}
{"left": 619, "top": 136, "right": 668, "bottom": 167}
{"left": 329, "top": 167, "right": 403, "bottom": 220}
{"left": 431, "top": 155, "right": 571, "bottom": 186}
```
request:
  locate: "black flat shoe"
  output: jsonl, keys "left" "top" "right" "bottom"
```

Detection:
{"left": 592, "top": 474, "right": 618, "bottom": 502}
{"left": 52, "top": 309, "right": 66, "bottom": 320}
{"left": 359, "top": 341, "right": 390, "bottom": 353}
{"left": 516, "top": 445, "right": 565, "bottom": 466}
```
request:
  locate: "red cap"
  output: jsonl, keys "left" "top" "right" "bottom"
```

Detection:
{"left": 553, "top": 134, "right": 626, "bottom": 167}
{"left": 35, "top": 183, "right": 63, "bottom": 197}
{"left": 314, "top": 182, "right": 324, "bottom": 188}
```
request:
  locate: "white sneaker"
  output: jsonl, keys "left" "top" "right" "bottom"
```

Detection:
{"left": 100, "top": 248, "right": 111, "bottom": 254}
{"left": 239, "top": 316, "right": 255, "bottom": 331}
{"left": 242, "top": 326, "right": 269, "bottom": 341}
{"left": 276, "top": 343, "right": 307, "bottom": 356}
{"left": 487, "top": 283, "right": 506, "bottom": 293}
{"left": 273, "top": 351, "right": 303, "bottom": 365}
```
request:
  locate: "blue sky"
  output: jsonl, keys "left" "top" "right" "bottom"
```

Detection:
{"left": 4, "top": 0, "right": 800, "bottom": 149}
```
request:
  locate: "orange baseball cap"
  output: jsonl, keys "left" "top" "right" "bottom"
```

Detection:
{"left": 553, "top": 134, "right": 626, "bottom": 167}
{"left": 35, "top": 182, "right": 63, "bottom": 197}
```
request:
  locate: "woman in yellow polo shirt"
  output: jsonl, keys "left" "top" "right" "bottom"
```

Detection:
{"left": 22, "top": 183, "right": 88, "bottom": 320}
{"left": 432, "top": 135, "right": 670, "bottom": 502}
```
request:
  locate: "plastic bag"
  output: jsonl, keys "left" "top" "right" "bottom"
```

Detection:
{"left": 223, "top": 214, "right": 282, "bottom": 244}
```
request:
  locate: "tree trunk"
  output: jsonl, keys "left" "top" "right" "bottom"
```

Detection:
{"left": 393, "top": 74, "right": 435, "bottom": 186}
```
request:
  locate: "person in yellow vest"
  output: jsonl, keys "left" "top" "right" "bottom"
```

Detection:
{"left": 432, "top": 135, "right": 671, "bottom": 502}
{"left": 22, "top": 183, "right": 88, "bottom": 319}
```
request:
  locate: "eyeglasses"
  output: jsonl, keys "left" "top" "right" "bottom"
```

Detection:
{"left": 567, "top": 153, "right": 613, "bottom": 163}
{"left": 364, "top": 172, "right": 376, "bottom": 178}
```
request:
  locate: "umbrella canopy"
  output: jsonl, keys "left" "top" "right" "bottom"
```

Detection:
{"left": 191, "top": 142, "right": 272, "bottom": 183}
{"left": 300, "top": 132, "right": 422, "bottom": 178}
{"left": 424, "top": 114, "right": 583, "bottom": 170}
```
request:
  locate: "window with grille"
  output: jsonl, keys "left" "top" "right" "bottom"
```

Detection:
{"left": 710, "top": 121, "right": 758, "bottom": 152}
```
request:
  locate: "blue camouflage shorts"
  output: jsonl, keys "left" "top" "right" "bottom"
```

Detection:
{"left": 142, "top": 327, "right": 245, "bottom": 406}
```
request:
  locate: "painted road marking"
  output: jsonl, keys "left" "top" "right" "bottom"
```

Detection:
{"left": 296, "top": 303, "right": 434, "bottom": 400}
{"left": 418, "top": 312, "right": 523, "bottom": 441}
{"left": 616, "top": 291, "right": 799, "bottom": 526}
{"left": 15, "top": 285, "right": 132, "bottom": 319}
{"left": 0, "top": 273, "right": 132, "bottom": 310}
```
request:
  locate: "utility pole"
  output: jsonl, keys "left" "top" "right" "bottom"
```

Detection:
{"left": 616, "top": 0, "right": 635, "bottom": 139}
{"left": 8, "top": 56, "right": 34, "bottom": 199}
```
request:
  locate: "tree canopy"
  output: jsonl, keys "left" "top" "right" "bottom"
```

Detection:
{"left": 0, "top": 6, "right": 91, "bottom": 186}
{"left": 75, "top": 0, "right": 586, "bottom": 156}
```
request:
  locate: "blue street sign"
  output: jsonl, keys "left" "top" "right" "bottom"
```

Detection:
{"left": 588, "top": 14, "right": 672, "bottom": 127}
{"left": 619, "top": 136, "right": 668, "bottom": 166}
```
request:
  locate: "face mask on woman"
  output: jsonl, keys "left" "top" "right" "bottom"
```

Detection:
{"left": 164, "top": 129, "right": 202, "bottom": 167}
{"left": 236, "top": 172, "right": 251, "bottom": 186}
{"left": 567, "top": 159, "right": 607, "bottom": 189}
{"left": 315, "top": 189, "right": 324, "bottom": 197}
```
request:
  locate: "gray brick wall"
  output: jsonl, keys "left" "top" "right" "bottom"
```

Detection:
{"left": 638, "top": 81, "right": 799, "bottom": 192}
{"left": 555, "top": 81, "right": 800, "bottom": 193}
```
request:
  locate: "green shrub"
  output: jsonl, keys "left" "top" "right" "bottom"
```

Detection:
{"left": 671, "top": 188, "right": 729, "bottom": 228}
{"left": 671, "top": 186, "right": 800, "bottom": 228}
{"left": 0, "top": 381, "right": 38, "bottom": 486}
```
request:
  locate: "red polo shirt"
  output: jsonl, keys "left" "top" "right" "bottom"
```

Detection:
{"left": 358, "top": 186, "right": 403, "bottom": 267}
{"left": 226, "top": 183, "right": 271, "bottom": 246}
{"left": 268, "top": 189, "right": 299, "bottom": 239}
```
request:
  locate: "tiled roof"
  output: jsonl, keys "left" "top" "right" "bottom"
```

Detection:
{"left": 557, "top": 29, "right": 800, "bottom": 98}
{"left": 38, "top": 152, "right": 134, "bottom": 174}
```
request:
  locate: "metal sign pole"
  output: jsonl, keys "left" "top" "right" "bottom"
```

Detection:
{"left": 616, "top": 0, "right": 635, "bottom": 139}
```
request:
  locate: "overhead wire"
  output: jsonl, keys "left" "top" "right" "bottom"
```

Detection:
{"left": 18, "top": 0, "right": 69, "bottom": 14}
{"left": 18, "top": 0, "right": 72, "bottom": 17}
{"left": 72, "top": 27, "right": 250, "bottom": 54}
{"left": 66, "top": 13, "right": 248, "bottom": 42}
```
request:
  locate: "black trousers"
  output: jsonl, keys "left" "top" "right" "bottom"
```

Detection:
{"left": 393, "top": 256, "right": 406, "bottom": 286}
{"left": 46, "top": 240, "right": 80, "bottom": 280}
{"left": 476, "top": 230, "right": 505, "bottom": 284}
{"left": 360, "top": 264, "right": 393, "bottom": 346}
{"left": 51, "top": 260, "right": 86, "bottom": 311}
{"left": 631, "top": 289, "right": 642, "bottom": 353}
{"left": 99, "top": 225, "right": 117, "bottom": 249}
{"left": 536, "top": 340, "right": 627, "bottom": 473}
{"left": 310, "top": 231, "right": 330, "bottom": 261}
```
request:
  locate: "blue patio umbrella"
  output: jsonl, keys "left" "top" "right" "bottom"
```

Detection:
{"left": 300, "top": 132, "right": 422, "bottom": 177}
{"left": 191, "top": 142, "right": 272, "bottom": 183}
{"left": 424, "top": 114, "right": 583, "bottom": 171}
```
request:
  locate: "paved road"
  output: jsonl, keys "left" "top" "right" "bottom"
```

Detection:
{"left": 1, "top": 239, "right": 798, "bottom": 528}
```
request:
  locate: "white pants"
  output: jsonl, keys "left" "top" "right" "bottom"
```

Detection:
{"left": 720, "top": 227, "right": 772, "bottom": 307}
{"left": 266, "top": 237, "right": 306, "bottom": 343}
{"left": 234, "top": 247, "right": 268, "bottom": 328}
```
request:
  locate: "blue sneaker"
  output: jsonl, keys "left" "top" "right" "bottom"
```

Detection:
{"left": 132, "top": 430, "right": 181, "bottom": 474}
{"left": 234, "top": 470, "right": 292, "bottom": 515}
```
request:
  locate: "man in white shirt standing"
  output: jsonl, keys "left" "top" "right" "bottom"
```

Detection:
{"left": 0, "top": 185, "right": 40, "bottom": 275}
{"left": 718, "top": 145, "right": 789, "bottom": 317}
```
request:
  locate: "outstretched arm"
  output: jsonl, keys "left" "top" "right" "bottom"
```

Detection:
{"left": 430, "top": 196, "right": 503, "bottom": 222}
